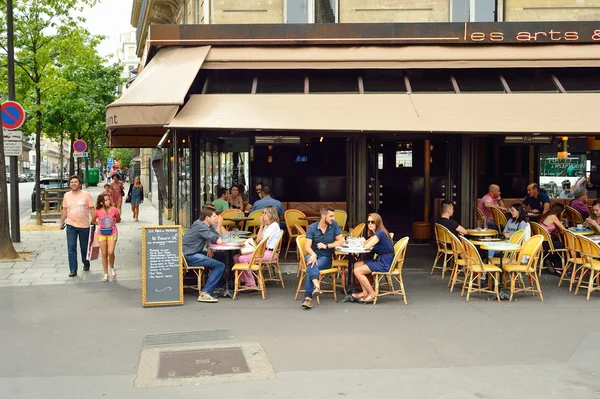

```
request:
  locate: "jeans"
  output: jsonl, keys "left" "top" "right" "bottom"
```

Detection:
{"left": 185, "top": 252, "right": 225, "bottom": 295}
{"left": 66, "top": 225, "right": 90, "bottom": 273}
{"left": 304, "top": 255, "right": 332, "bottom": 298}
{"left": 486, "top": 220, "right": 497, "bottom": 230}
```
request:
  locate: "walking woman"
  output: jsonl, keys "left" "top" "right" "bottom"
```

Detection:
{"left": 127, "top": 176, "right": 144, "bottom": 221}
{"left": 92, "top": 193, "right": 121, "bottom": 282}
{"left": 109, "top": 174, "right": 124, "bottom": 213}
{"left": 352, "top": 213, "right": 395, "bottom": 303}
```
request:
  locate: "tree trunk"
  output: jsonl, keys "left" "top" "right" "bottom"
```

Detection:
{"left": 35, "top": 88, "right": 43, "bottom": 226}
{"left": 0, "top": 126, "right": 20, "bottom": 259}
{"left": 59, "top": 131, "right": 64, "bottom": 182}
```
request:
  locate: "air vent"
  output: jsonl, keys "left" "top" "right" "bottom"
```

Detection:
{"left": 254, "top": 136, "right": 301, "bottom": 145}
{"left": 504, "top": 136, "right": 552, "bottom": 144}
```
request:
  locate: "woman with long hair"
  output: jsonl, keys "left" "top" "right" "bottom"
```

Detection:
{"left": 352, "top": 213, "right": 395, "bottom": 303}
{"left": 127, "top": 176, "right": 144, "bottom": 221}
{"left": 539, "top": 203, "right": 566, "bottom": 275}
{"left": 503, "top": 203, "right": 530, "bottom": 239}
{"left": 91, "top": 193, "right": 121, "bottom": 282}
{"left": 228, "top": 184, "right": 245, "bottom": 211}
{"left": 109, "top": 174, "right": 123, "bottom": 212}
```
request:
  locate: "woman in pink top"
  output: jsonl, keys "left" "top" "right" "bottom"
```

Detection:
{"left": 539, "top": 203, "right": 566, "bottom": 275}
{"left": 92, "top": 194, "right": 121, "bottom": 281}
{"left": 109, "top": 175, "right": 124, "bottom": 212}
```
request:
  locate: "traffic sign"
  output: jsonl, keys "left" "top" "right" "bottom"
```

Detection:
{"left": 1, "top": 101, "right": 25, "bottom": 130}
{"left": 73, "top": 139, "right": 87, "bottom": 153}
{"left": 3, "top": 129, "right": 22, "bottom": 156}
{"left": 73, "top": 152, "right": 88, "bottom": 158}
{"left": 107, "top": 157, "right": 114, "bottom": 166}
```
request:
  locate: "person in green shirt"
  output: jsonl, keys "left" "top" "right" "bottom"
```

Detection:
{"left": 212, "top": 187, "right": 230, "bottom": 214}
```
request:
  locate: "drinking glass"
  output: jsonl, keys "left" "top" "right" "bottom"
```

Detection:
{"left": 224, "top": 232, "right": 230, "bottom": 243}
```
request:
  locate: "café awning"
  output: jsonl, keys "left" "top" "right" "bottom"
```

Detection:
{"left": 105, "top": 46, "right": 210, "bottom": 147}
{"left": 167, "top": 93, "right": 599, "bottom": 134}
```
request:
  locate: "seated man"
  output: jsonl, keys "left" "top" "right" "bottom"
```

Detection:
{"left": 477, "top": 184, "right": 506, "bottom": 229}
{"left": 212, "top": 187, "right": 230, "bottom": 214}
{"left": 302, "top": 206, "right": 345, "bottom": 309}
{"left": 523, "top": 183, "right": 550, "bottom": 215}
{"left": 251, "top": 185, "right": 286, "bottom": 229}
{"left": 182, "top": 208, "right": 226, "bottom": 303}
{"left": 585, "top": 200, "right": 600, "bottom": 233}
{"left": 202, "top": 204, "right": 227, "bottom": 236}
{"left": 570, "top": 187, "right": 590, "bottom": 219}
{"left": 437, "top": 200, "right": 468, "bottom": 237}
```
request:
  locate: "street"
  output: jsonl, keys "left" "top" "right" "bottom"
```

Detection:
{"left": 6, "top": 181, "right": 34, "bottom": 220}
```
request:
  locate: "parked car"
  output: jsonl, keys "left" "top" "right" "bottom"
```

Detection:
{"left": 18, "top": 174, "right": 28, "bottom": 182}
{"left": 31, "top": 178, "right": 69, "bottom": 213}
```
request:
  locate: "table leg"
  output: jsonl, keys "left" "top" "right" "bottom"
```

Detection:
{"left": 341, "top": 254, "right": 363, "bottom": 303}
{"left": 220, "top": 251, "right": 234, "bottom": 298}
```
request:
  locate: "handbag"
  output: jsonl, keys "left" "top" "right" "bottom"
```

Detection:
{"left": 86, "top": 226, "right": 100, "bottom": 261}
{"left": 125, "top": 196, "right": 131, "bottom": 204}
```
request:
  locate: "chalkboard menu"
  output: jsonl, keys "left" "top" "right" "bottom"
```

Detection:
{"left": 142, "top": 225, "right": 184, "bottom": 307}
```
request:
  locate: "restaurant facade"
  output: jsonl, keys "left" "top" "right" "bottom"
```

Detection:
{"left": 107, "top": 3, "right": 600, "bottom": 236}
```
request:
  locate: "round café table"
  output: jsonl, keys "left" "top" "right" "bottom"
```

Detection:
{"left": 568, "top": 228, "right": 595, "bottom": 236}
{"left": 208, "top": 241, "right": 243, "bottom": 298}
{"left": 480, "top": 242, "right": 521, "bottom": 301}
{"left": 335, "top": 246, "right": 372, "bottom": 303}
{"left": 466, "top": 229, "right": 498, "bottom": 237}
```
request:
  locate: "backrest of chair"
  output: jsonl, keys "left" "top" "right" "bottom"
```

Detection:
{"left": 515, "top": 235, "right": 544, "bottom": 271}
{"left": 294, "top": 223, "right": 306, "bottom": 235}
{"left": 565, "top": 205, "right": 584, "bottom": 225}
{"left": 389, "top": 232, "right": 395, "bottom": 243}
{"left": 509, "top": 230, "right": 525, "bottom": 245}
{"left": 490, "top": 206, "right": 507, "bottom": 227}
{"left": 389, "top": 237, "right": 409, "bottom": 273}
{"left": 434, "top": 223, "right": 447, "bottom": 250}
{"left": 285, "top": 209, "right": 308, "bottom": 235}
{"left": 351, "top": 223, "right": 366, "bottom": 237}
{"left": 459, "top": 236, "right": 484, "bottom": 268}
{"left": 578, "top": 235, "right": 600, "bottom": 266}
{"left": 529, "top": 221, "right": 553, "bottom": 247}
{"left": 334, "top": 210, "right": 347, "bottom": 231}
{"left": 296, "top": 235, "right": 307, "bottom": 272}
{"left": 476, "top": 207, "right": 485, "bottom": 223}
{"left": 248, "top": 236, "right": 269, "bottom": 267}
{"left": 265, "top": 231, "right": 284, "bottom": 263}
{"left": 182, "top": 255, "right": 189, "bottom": 273}
{"left": 221, "top": 209, "right": 243, "bottom": 227}
{"left": 448, "top": 232, "right": 466, "bottom": 263}
{"left": 563, "top": 230, "right": 581, "bottom": 262}
{"left": 245, "top": 210, "right": 262, "bottom": 231}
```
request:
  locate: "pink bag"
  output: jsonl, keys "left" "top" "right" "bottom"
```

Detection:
{"left": 87, "top": 225, "right": 100, "bottom": 261}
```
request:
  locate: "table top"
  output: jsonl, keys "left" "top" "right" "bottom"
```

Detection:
{"left": 568, "top": 228, "right": 595, "bottom": 236}
{"left": 480, "top": 242, "right": 521, "bottom": 251}
{"left": 223, "top": 217, "right": 253, "bottom": 222}
{"left": 208, "top": 242, "right": 243, "bottom": 251}
{"left": 299, "top": 216, "right": 320, "bottom": 221}
{"left": 335, "top": 246, "right": 372, "bottom": 254}
{"left": 466, "top": 229, "right": 498, "bottom": 237}
{"left": 469, "top": 237, "right": 504, "bottom": 246}
{"left": 588, "top": 235, "right": 600, "bottom": 242}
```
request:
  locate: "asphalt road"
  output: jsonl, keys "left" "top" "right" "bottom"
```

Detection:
{"left": 6, "top": 181, "right": 34, "bottom": 220}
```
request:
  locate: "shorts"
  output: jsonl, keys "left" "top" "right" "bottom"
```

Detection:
{"left": 97, "top": 234, "right": 118, "bottom": 242}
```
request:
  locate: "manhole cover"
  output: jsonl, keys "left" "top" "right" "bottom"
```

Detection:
{"left": 158, "top": 347, "right": 249, "bottom": 378}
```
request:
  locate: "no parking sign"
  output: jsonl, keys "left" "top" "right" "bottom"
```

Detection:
{"left": 1, "top": 101, "right": 25, "bottom": 130}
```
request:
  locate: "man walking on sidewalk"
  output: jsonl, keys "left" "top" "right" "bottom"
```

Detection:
{"left": 59, "top": 175, "right": 94, "bottom": 277}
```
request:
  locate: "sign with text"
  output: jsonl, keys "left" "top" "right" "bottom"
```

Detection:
{"left": 142, "top": 225, "right": 183, "bottom": 307}
{"left": 73, "top": 152, "right": 88, "bottom": 158}
{"left": 2, "top": 129, "right": 22, "bottom": 156}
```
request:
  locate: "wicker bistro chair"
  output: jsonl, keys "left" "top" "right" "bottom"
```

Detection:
{"left": 372, "top": 236, "right": 410, "bottom": 305}
{"left": 490, "top": 206, "right": 508, "bottom": 232}
{"left": 260, "top": 232, "right": 285, "bottom": 288}
{"left": 431, "top": 224, "right": 455, "bottom": 279}
{"left": 501, "top": 235, "right": 545, "bottom": 302}
{"left": 232, "top": 237, "right": 269, "bottom": 300}
{"left": 560, "top": 230, "right": 586, "bottom": 292}
{"left": 529, "top": 221, "right": 567, "bottom": 276}
{"left": 459, "top": 236, "right": 502, "bottom": 302}
{"left": 220, "top": 209, "right": 244, "bottom": 230}
{"left": 295, "top": 235, "right": 339, "bottom": 304}
{"left": 182, "top": 255, "right": 204, "bottom": 293}
{"left": 334, "top": 210, "right": 348, "bottom": 234}
{"left": 284, "top": 209, "right": 308, "bottom": 258}
{"left": 447, "top": 232, "right": 469, "bottom": 293}
{"left": 564, "top": 205, "right": 584, "bottom": 227}
{"left": 489, "top": 229, "right": 526, "bottom": 268}
{"left": 244, "top": 210, "right": 262, "bottom": 238}
{"left": 575, "top": 235, "right": 600, "bottom": 300}
{"left": 476, "top": 208, "right": 486, "bottom": 225}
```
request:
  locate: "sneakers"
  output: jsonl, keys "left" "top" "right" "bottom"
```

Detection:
{"left": 301, "top": 299, "right": 313, "bottom": 309}
{"left": 102, "top": 274, "right": 108, "bottom": 282}
{"left": 109, "top": 268, "right": 116, "bottom": 280}
{"left": 83, "top": 264, "right": 90, "bottom": 272}
{"left": 197, "top": 292, "right": 218, "bottom": 303}
{"left": 312, "top": 286, "right": 322, "bottom": 296}
{"left": 68, "top": 271, "right": 77, "bottom": 278}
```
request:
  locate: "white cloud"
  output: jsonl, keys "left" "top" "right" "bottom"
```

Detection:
{"left": 80, "top": 0, "right": 135, "bottom": 59}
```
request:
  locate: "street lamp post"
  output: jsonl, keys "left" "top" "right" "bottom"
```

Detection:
{"left": 7, "top": 0, "right": 20, "bottom": 242}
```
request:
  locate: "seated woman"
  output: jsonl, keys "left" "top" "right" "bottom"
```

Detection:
{"left": 539, "top": 203, "right": 567, "bottom": 275}
{"left": 503, "top": 203, "right": 531, "bottom": 240}
{"left": 352, "top": 213, "right": 395, "bottom": 303}
{"left": 233, "top": 205, "right": 282, "bottom": 287}
{"left": 585, "top": 200, "right": 600, "bottom": 233}
{"left": 228, "top": 184, "right": 245, "bottom": 211}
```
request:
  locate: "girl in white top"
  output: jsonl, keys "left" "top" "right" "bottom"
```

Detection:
{"left": 503, "top": 203, "right": 531, "bottom": 240}
{"left": 233, "top": 205, "right": 282, "bottom": 287}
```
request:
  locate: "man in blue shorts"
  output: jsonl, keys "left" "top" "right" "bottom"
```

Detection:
{"left": 302, "top": 206, "right": 345, "bottom": 309}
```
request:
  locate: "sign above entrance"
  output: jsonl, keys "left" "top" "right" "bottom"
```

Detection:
{"left": 151, "top": 22, "right": 600, "bottom": 46}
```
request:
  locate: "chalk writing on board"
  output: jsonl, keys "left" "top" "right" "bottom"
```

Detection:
{"left": 155, "top": 287, "right": 173, "bottom": 292}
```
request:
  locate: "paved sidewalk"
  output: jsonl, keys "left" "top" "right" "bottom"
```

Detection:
{"left": 1, "top": 184, "right": 160, "bottom": 286}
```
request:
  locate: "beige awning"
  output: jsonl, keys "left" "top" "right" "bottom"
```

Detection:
{"left": 203, "top": 45, "right": 600, "bottom": 69}
{"left": 105, "top": 46, "right": 210, "bottom": 146}
{"left": 168, "top": 93, "right": 600, "bottom": 134}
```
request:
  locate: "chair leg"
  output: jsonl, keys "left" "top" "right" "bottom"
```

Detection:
{"left": 431, "top": 251, "right": 442, "bottom": 275}
{"left": 558, "top": 260, "right": 572, "bottom": 288}
{"left": 258, "top": 269, "right": 266, "bottom": 300}
{"left": 233, "top": 270, "right": 240, "bottom": 300}
{"left": 295, "top": 271, "right": 305, "bottom": 300}
{"left": 461, "top": 270, "right": 470, "bottom": 297}
{"left": 531, "top": 272, "right": 543, "bottom": 302}
{"left": 399, "top": 275, "right": 407, "bottom": 305}
{"left": 332, "top": 275, "right": 337, "bottom": 302}
{"left": 575, "top": 269, "right": 587, "bottom": 296}
{"left": 285, "top": 238, "right": 292, "bottom": 259}
{"left": 493, "top": 272, "right": 500, "bottom": 302}
{"left": 587, "top": 270, "right": 596, "bottom": 301}
{"left": 277, "top": 262, "right": 285, "bottom": 289}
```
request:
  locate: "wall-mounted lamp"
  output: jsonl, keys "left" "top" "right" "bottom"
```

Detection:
{"left": 319, "top": 137, "right": 323, "bottom": 143}
{"left": 557, "top": 137, "right": 569, "bottom": 160}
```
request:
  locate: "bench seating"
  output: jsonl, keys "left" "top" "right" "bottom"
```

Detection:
{"left": 282, "top": 202, "right": 346, "bottom": 217}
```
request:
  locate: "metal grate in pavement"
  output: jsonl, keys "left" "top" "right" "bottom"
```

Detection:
{"left": 143, "top": 329, "right": 233, "bottom": 346}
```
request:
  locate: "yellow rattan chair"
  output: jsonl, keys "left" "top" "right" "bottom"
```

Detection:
{"left": 460, "top": 236, "right": 502, "bottom": 302}
{"left": 529, "top": 221, "right": 566, "bottom": 276}
{"left": 560, "top": 230, "right": 585, "bottom": 292}
{"left": 182, "top": 255, "right": 204, "bottom": 293}
{"left": 284, "top": 209, "right": 308, "bottom": 258}
{"left": 490, "top": 206, "right": 507, "bottom": 232}
{"left": 575, "top": 235, "right": 600, "bottom": 300}
{"left": 564, "top": 205, "right": 584, "bottom": 227}
{"left": 489, "top": 229, "right": 525, "bottom": 268}
{"left": 334, "top": 209, "right": 348, "bottom": 233}
{"left": 220, "top": 208, "right": 244, "bottom": 230}
{"left": 261, "top": 231, "right": 285, "bottom": 288}
{"left": 232, "top": 237, "right": 269, "bottom": 300}
{"left": 431, "top": 223, "right": 454, "bottom": 279}
{"left": 447, "top": 232, "right": 468, "bottom": 293}
{"left": 295, "top": 235, "right": 339, "bottom": 304}
{"left": 244, "top": 210, "right": 262, "bottom": 238}
{"left": 372, "top": 236, "right": 409, "bottom": 305}
{"left": 476, "top": 208, "right": 486, "bottom": 225}
{"left": 502, "top": 235, "right": 545, "bottom": 302}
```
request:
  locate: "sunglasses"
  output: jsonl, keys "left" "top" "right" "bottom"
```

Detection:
{"left": 367, "top": 220, "right": 376, "bottom": 224}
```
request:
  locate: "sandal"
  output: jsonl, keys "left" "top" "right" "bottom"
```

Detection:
{"left": 351, "top": 293, "right": 365, "bottom": 300}
{"left": 109, "top": 268, "right": 116, "bottom": 280}
{"left": 362, "top": 295, "right": 375, "bottom": 303}
{"left": 102, "top": 274, "right": 108, "bottom": 282}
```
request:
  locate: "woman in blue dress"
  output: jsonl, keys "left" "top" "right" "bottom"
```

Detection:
{"left": 126, "top": 176, "right": 144, "bottom": 221}
{"left": 353, "top": 213, "right": 395, "bottom": 303}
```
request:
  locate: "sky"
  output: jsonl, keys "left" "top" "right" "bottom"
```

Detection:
{"left": 80, "top": 0, "right": 135, "bottom": 59}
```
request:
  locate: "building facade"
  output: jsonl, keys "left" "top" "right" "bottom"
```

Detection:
{"left": 115, "top": 30, "right": 141, "bottom": 95}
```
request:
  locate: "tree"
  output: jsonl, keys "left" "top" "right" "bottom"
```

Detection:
{"left": 114, "top": 148, "right": 133, "bottom": 168}
{"left": 0, "top": 0, "right": 98, "bottom": 225}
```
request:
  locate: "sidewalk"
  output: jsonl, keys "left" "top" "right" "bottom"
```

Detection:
{"left": 1, "top": 184, "right": 159, "bottom": 286}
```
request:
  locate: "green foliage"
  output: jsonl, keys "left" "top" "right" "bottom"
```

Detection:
{"left": 113, "top": 148, "right": 133, "bottom": 168}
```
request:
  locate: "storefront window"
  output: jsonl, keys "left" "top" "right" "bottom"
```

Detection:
{"left": 539, "top": 152, "right": 586, "bottom": 198}
{"left": 178, "top": 136, "right": 191, "bottom": 228}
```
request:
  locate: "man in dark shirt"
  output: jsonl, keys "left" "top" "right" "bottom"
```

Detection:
{"left": 302, "top": 206, "right": 345, "bottom": 309}
{"left": 523, "top": 183, "right": 550, "bottom": 214}
{"left": 437, "top": 200, "right": 468, "bottom": 237}
{"left": 183, "top": 208, "right": 225, "bottom": 303}
{"left": 249, "top": 181, "right": 263, "bottom": 205}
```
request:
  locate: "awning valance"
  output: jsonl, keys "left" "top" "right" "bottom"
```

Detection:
{"left": 202, "top": 45, "right": 600, "bottom": 69}
{"left": 167, "top": 93, "right": 599, "bottom": 134}
{"left": 105, "top": 46, "right": 210, "bottom": 146}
